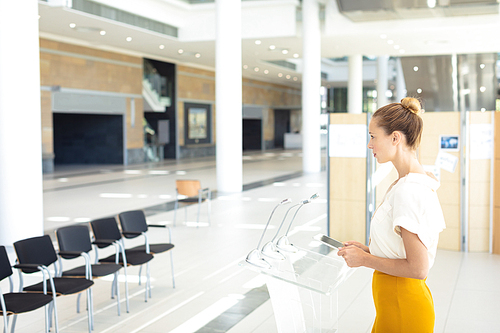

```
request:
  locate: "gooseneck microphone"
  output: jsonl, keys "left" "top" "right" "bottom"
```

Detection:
{"left": 276, "top": 193, "right": 319, "bottom": 253}
{"left": 245, "top": 198, "right": 291, "bottom": 268}
{"left": 261, "top": 202, "right": 300, "bottom": 259}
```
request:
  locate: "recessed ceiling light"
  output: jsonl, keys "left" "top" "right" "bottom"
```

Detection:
{"left": 264, "top": 69, "right": 269, "bottom": 74}
{"left": 399, "top": 49, "right": 405, "bottom": 54}
{"left": 480, "top": 86, "right": 486, "bottom": 92}
{"left": 427, "top": 0, "right": 436, "bottom": 8}
{"left": 269, "top": 45, "right": 276, "bottom": 50}
{"left": 255, "top": 40, "right": 261, "bottom": 45}
{"left": 286, "top": 74, "right": 291, "bottom": 79}
{"left": 126, "top": 37, "right": 132, "bottom": 42}
{"left": 387, "top": 40, "right": 394, "bottom": 45}
{"left": 417, "top": 88, "right": 422, "bottom": 93}
{"left": 195, "top": 53, "right": 201, "bottom": 58}
{"left": 293, "top": 77, "right": 298, "bottom": 81}
{"left": 480, "top": 63, "right": 485, "bottom": 69}
{"left": 293, "top": 53, "right": 299, "bottom": 58}
{"left": 243, "top": 65, "right": 248, "bottom": 69}
{"left": 380, "top": 34, "right": 387, "bottom": 39}
{"left": 282, "top": 49, "right": 289, "bottom": 55}
{"left": 159, "top": 45, "right": 165, "bottom": 49}
{"left": 69, "top": 23, "right": 76, "bottom": 28}
{"left": 413, "top": 66, "right": 419, "bottom": 72}
{"left": 100, "top": 30, "right": 106, "bottom": 36}
{"left": 178, "top": 49, "right": 184, "bottom": 54}
{"left": 278, "top": 73, "right": 283, "bottom": 77}
{"left": 394, "top": 45, "right": 400, "bottom": 50}
{"left": 254, "top": 67, "right": 259, "bottom": 72}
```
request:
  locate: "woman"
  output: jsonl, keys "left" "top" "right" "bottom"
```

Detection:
{"left": 337, "top": 97, "right": 446, "bottom": 333}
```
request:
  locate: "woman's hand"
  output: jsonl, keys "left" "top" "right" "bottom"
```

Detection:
{"left": 342, "top": 241, "right": 370, "bottom": 253}
{"left": 337, "top": 245, "right": 369, "bottom": 268}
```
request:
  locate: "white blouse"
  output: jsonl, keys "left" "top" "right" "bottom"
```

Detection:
{"left": 369, "top": 173, "right": 446, "bottom": 269}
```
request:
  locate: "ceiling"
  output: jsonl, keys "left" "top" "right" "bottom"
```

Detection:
{"left": 37, "top": 0, "right": 500, "bottom": 88}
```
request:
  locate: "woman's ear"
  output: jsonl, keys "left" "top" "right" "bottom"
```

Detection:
{"left": 392, "top": 131, "right": 402, "bottom": 146}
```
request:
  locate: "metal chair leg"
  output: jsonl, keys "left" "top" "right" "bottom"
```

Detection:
{"left": 173, "top": 200, "right": 178, "bottom": 227}
{"left": 138, "top": 265, "right": 143, "bottom": 286}
{"left": 76, "top": 293, "right": 82, "bottom": 313}
{"left": 170, "top": 251, "right": 175, "bottom": 288}
{"left": 115, "top": 271, "right": 121, "bottom": 316}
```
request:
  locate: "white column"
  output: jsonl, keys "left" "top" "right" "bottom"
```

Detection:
{"left": 348, "top": 55, "right": 363, "bottom": 114}
{"left": 395, "top": 57, "right": 407, "bottom": 102}
{"left": 215, "top": 0, "right": 242, "bottom": 193}
{"left": 377, "top": 55, "right": 389, "bottom": 108}
{"left": 301, "top": 0, "right": 321, "bottom": 173}
{"left": 0, "top": 0, "right": 43, "bottom": 246}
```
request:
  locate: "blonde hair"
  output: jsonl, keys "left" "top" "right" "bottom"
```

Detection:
{"left": 372, "top": 97, "right": 424, "bottom": 150}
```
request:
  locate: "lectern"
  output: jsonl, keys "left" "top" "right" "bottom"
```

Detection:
{"left": 241, "top": 246, "right": 353, "bottom": 333}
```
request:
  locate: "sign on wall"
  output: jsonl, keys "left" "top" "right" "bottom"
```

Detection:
{"left": 329, "top": 124, "right": 367, "bottom": 158}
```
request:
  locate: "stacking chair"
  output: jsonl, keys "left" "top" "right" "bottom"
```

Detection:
{"left": 118, "top": 210, "right": 175, "bottom": 288}
{"left": 13, "top": 235, "right": 93, "bottom": 333}
{"left": 90, "top": 217, "right": 153, "bottom": 304}
{"left": 0, "top": 246, "right": 56, "bottom": 333}
{"left": 173, "top": 179, "right": 211, "bottom": 226}
{"left": 56, "top": 225, "right": 126, "bottom": 316}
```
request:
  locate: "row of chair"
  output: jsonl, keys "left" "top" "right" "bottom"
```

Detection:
{"left": 0, "top": 210, "right": 175, "bottom": 333}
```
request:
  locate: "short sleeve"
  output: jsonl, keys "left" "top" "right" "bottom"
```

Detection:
{"left": 392, "top": 183, "right": 432, "bottom": 249}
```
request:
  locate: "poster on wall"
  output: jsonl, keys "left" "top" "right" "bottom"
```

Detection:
{"left": 435, "top": 151, "right": 458, "bottom": 173}
{"left": 329, "top": 124, "right": 367, "bottom": 158}
{"left": 470, "top": 124, "right": 493, "bottom": 160}
{"left": 184, "top": 102, "right": 212, "bottom": 145}
{"left": 439, "top": 135, "right": 459, "bottom": 151}
{"left": 188, "top": 107, "right": 207, "bottom": 140}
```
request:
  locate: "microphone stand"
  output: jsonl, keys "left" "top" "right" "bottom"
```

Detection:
{"left": 245, "top": 198, "right": 291, "bottom": 269}
{"left": 276, "top": 193, "right": 319, "bottom": 253}
{"left": 261, "top": 203, "right": 300, "bottom": 258}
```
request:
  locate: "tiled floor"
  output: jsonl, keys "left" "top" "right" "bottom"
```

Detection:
{"left": 2, "top": 150, "right": 500, "bottom": 332}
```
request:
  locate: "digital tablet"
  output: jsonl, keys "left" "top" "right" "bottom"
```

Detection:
{"left": 315, "top": 234, "right": 344, "bottom": 249}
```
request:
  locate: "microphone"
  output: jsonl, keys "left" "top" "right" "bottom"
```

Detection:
{"left": 276, "top": 193, "right": 319, "bottom": 253}
{"left": 245, "top": 198, "right": 292, "bottom": 268}
{"left": 261, "top": 202, "right": 301, "bottom": 259}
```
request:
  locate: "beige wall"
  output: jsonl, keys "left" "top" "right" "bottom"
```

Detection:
{"left": 39, "top": 38, "right": 144, "bottom": 153}
{"left": 177, "top": 66, "right": 301, "bottom": 146}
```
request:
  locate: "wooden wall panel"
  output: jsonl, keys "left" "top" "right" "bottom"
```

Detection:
{"left": 493, "top": 112, "right": 500, "bottom": 254}
{"left": 468, "top": 112, "right": 493, "bottom": 252}
{"left": 420, "top": 112, "right": 461, "bottom": 251}
{"left": 329, "top": 113, "right": 367, "bottom": 243}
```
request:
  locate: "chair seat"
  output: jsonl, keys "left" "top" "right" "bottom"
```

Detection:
{"left": 0, "top": 293, "right": 53, "bottom": 315}
{"left": 62, "top": 264, "right": 122, "bottom": 278}
{"left": 99, "top": 251, "right": 153, "bottom": 266}
{"left": 23, "top": 277, "right": 94, "bottom": 296}
{"left": 178, "top": 197, "right": 207, "bottom": 203}
{"left": 128, "top": 243, "right": 174, "bottom": 254}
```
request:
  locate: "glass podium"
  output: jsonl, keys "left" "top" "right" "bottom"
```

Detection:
{"left": 241, "top": 246, "right": 354, "bottom": 333}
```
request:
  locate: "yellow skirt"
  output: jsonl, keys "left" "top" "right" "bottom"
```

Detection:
{"left": 371, "top": 270, "right": 435, "bottom": 333}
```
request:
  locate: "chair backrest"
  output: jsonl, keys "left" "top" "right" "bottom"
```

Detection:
{"left": 0, "top": 246, "right": 13, "bottom": 282}
{"left": 90, "top": 217, "right": 122, "bottom": 248}
{"left": 118, "top": 210, "right": 148, "bottom": 239}
{"left": 56, "top": 225, "right": 92, "bottom": 258}
{"left": 14, "top": 235, "right": 58, "bottom": 273}
{"left": 176, "top": 179, "right": 201, "bottom": 197}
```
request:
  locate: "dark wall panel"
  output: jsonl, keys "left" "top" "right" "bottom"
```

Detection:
{"left": 53, "top": 113, "right": 123, "bottom": 164}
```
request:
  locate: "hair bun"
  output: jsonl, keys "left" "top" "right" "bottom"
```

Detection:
{"left": 401, "top": 97, "right": 423, "bottom": 115}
